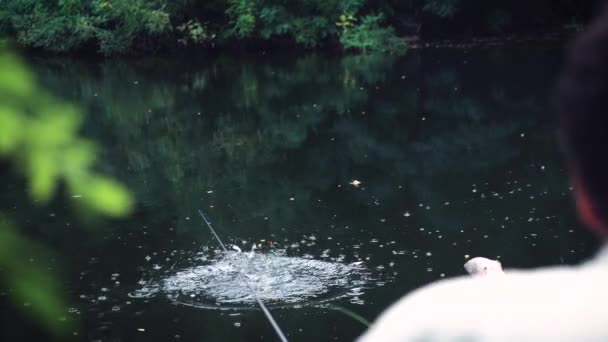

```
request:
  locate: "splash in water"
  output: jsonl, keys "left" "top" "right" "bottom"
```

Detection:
{"left": 130, "top": 249, "right": 374, "bottom": 308}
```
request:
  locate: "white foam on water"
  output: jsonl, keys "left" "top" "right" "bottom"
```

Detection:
{"left": 130, "top": 251, "right": 373, "bottom": 307}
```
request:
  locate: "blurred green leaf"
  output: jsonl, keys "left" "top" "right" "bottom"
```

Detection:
{"left": 81, "top": 176, "right": 133, "bottom": 217}
{"left": 0, "top": 53, "right": 34, "bottom": 97}
{"left": 0, "top": 108, "right": 23, "bottom": 154}
{"left": 28, "top": 106, "right": 80, "bottom": 147}
{"left": 62, "top": 140, "right": 97, "bottom": 177}
{"left": 0, "top": 49, "right": 133, "bottom": 337}
{"left": 0, "top": 223, "right": 68, "bottom": 336}
{"left": 27, "top": 151, "right": 58, "bottom": 202}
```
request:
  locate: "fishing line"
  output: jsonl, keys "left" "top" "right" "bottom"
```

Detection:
{"left": 197, "top": 210, "right": 289, "bottom": 342}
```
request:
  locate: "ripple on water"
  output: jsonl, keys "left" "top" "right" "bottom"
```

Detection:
{"left": 130, "top": 251, "right": 374, "bottom": 308}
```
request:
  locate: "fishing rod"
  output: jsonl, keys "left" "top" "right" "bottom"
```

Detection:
{"left": 197, "top": 210, "right": 289, "bottom": 342}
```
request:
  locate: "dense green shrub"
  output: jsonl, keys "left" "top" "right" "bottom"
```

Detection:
{"left": 0, "top": 0, "right": 595, "bottom": 54}
{"left": 225, "top": 0, "right": 256, "bottom": 38}
{"left": 3, "top": 0, "right": 172, "bottom": 54}
{"left": 339, "top": 14, "right": 406, "bottom": 54}
{"left": 225, "top": 0, "right": 367, "bottom": 48}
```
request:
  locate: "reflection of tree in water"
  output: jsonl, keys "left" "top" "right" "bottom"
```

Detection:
{"left": 29, "top": 50, "right": 557, "bottom": 242}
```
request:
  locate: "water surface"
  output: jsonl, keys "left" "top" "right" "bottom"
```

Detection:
{"left": 1, "top": 45, "right": 599, "bottom": 341}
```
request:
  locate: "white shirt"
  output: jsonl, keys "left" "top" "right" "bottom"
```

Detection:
{"left": 358, "top": 246, "right": 608, "bottom": 341}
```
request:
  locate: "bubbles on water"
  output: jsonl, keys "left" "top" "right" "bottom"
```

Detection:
{"left": 130, "top": 249, "right": 378, "bottom": 308}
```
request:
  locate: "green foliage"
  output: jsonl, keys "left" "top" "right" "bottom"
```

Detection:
{"left": 336, "top": 13, "right": 357, "bottom": 30}
{"left": 0, "top": 49, "right": 133, "bottom": 334}
{"left": 0, "top": 0, "right": 593, "bottom": 54}
{"left": 0, "top": 52, "right": 133, "bottom": 214}
{"left": 339, "top": 14, "right": 406, "bottom": 54}
{"left": 93, "top": 0, "right": 171, "bottom": 54}
{"left": 226, "top": 0, "right": 358, "bottom": 48}
{"left": 3, "top": 0, "right": 171, "bottom": 54}
{"left": 226, "top": 0, "right": 257, "bottom": 39}
{"left": 177, "top": 19, "right": 211, "bottom": 45}
{"left": 0, "top": 220, "right": 67, "bottom": 335}
{"left": 422, "top": 0, "right": 459, "bottom": 18}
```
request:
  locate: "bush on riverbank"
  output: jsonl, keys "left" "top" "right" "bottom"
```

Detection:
{"left": 0, "top": 0, "right": 595, "bottom": 55}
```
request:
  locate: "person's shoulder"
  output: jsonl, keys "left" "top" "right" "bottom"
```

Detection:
{"left": 357, "top": 275, "right": 499, "bottom": 341}
{"left": 358, "top": 264, "right": 594, "bottom": 342}
{"left": 391, "top": 263, "right": 589, "bottom": 309}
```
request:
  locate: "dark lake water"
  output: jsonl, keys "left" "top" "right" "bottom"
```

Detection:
{"left": 1, "top": 44, "right": 599, "bottom": 341}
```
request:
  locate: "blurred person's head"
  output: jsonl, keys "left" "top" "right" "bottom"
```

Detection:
{"left": 557, "top": 5, "right": 608, "bottom": 239}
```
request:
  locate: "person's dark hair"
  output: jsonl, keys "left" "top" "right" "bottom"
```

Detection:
{"left": 556, "top": 5, "right": 608, "bottom": 225}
